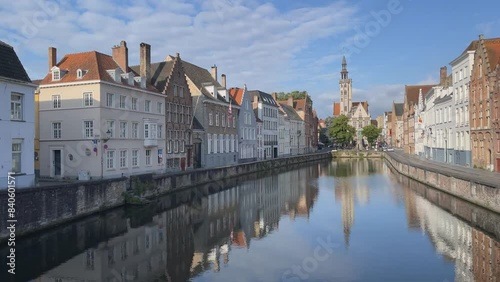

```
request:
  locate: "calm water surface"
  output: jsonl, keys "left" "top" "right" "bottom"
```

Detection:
{"left": 2, "top": 159, "right": 499, "bottom": 282}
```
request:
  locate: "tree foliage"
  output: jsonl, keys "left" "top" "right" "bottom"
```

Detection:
{"left": 361, "top": 124, "right": 382, "bottom": 146}
{"left": 275, "top": 90, "right": 313, "bottom": 107}
{"left": 328, "top": 115, "right": 355, "bottom": 147}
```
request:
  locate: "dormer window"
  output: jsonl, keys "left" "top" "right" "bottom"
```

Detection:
{"left": 52, "top": 68, "right": 60, "bottom": 81}
{"left": 77, "top": 69, "right": 83, "bottom": 79}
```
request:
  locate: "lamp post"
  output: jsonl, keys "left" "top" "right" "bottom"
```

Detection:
{"left": 99, "top": 129, "right": 111, "bottom": 179}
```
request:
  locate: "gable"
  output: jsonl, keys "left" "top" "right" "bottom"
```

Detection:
{"left": 0, "top": 40, "right": 31, "bottom": 82}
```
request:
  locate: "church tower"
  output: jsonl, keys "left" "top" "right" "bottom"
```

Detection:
{"left": 339, "top": 56, "right": 352, "bottom": 116}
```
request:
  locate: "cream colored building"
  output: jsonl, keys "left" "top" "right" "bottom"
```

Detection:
{"left": 38, "top": 42, "right": 165, "bottom": 179}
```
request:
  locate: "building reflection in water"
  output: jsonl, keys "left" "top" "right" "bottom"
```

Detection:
{"left": 30, "top": 163, "right": 320, "bottom": 282}
{"left": 391, "top": 164, "right": 500, "bottom": 282}
{"left": 332, "top": 159, "right": 377, "bottom": 248}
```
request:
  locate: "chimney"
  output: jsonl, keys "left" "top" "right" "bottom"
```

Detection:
{"left": 211, "top": 65, "right": 217, "bottom": 81}
{"left": 48, "top": 47, "right": 57, "bottom": 70}
{"left": 479, "top": 34, "right": 484, "bottom": 40}
{"left": 440, "top": 66, "right": 447, "bottom": 86}
{"left": 271, "top": 92, "right": 277, "bottom": 100}
{"left": 287, "top": 96, "right": 293, "bottom": 107}
{"left": 112, "top": 41, "right": 128, "bottom": 72}
{"left": 140, "top": 42, "right": 151, "bottom": 85}
{"left": 221, "top": 74, "right": 226, "bottom": 88}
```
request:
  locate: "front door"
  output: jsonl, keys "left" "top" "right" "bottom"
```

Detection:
{"left": 53, "top": 149, "right": 61, "bottom": 177}
{"left": 194, "top": 143, "right": 202, "bottom": 168}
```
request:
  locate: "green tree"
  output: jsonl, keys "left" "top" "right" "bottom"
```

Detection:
{"left": 328, "top": 115, "right": 355, "bottom": 147}
{"left": 361, "top": 124, "right": 382, "bottom": 147}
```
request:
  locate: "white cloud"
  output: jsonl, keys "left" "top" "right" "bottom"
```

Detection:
{"left": 0, "top": 0, "right": 369, "bottom": 119}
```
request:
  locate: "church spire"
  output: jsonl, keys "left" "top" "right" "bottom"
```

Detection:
{"left": 341, "top": 56, "right": 348, "bottom": 79}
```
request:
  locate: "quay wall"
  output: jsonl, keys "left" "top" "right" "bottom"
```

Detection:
{"left": 384, "top": 152, "right": 500, "bottom": 214}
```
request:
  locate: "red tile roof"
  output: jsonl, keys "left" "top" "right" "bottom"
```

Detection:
{"left": 484, "top": 39, "right": 500, "bottom": 70}
{"left": 405, "top": 85, "right": 435, "bottom": 105}
{"left": 228, "top": 87, "right": 244, "bottom": 106}
{"left": 39, "top": 51, "right": 158, "bottom": 92}
{"left": 333, "top": 102, "right": 341, "bottom": 116}
{"left": 352, "top": 101, "right": 369, "bottom": 112}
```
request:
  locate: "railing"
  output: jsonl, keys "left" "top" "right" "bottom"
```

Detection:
{"left": 144, "top": 138, "right": 158, "bottom": 147}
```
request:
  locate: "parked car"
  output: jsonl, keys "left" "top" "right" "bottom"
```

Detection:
{"left": 386, "top": 147, "right": 394, "bottom": 152}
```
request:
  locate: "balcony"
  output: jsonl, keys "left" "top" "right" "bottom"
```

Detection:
{"left": 144, "top": 138, "right": 158, "bottom": 147}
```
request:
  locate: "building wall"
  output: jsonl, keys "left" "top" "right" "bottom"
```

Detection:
{"left": 38, "top": 82, "right": 166, "bottom": 179}
{"left": 451, "top": 51, "right": 473, "bottom": 167}
{"left": 164, "top": 58, "right": 193, "bottom": 171}
{"left": 238, "top": 92, "right": 258, "bottom": 162}
{"left": 0, "top": 78, "right": 36, "bottom": 188}
{"left": 470, "top": 41, "right": 495, "bottom": 170}
{"left": 494, "top": 66, "right": 500, "bottom": 172}
{"left": 433, "top": 88, "right": 455, "bottom": 164}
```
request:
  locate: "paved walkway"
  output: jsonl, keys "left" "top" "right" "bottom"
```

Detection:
{"left": 387, "top": 150, "right": 500, "bottom": 189}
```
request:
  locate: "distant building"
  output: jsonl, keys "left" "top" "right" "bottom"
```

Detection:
{"left": 280, "top": 100, "right": 304, "bottom": 155}
{"left": 333, "top": 57, "right": 371, "bottom": 149}
{"left": 248, "top": 90, "right": 279, "bottom": 159}
{"left": 391, "top": 102, "right": 404, "bottom": 148}
{"left": 229, "top": 85, "right": 258, "bottom": 163}
{"left": 403, "top": 84, "right": 435, "bottom": 154}
{"left": 0, "top": 40, "right": 36, "bottom": 188}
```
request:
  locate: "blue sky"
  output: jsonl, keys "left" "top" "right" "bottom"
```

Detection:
{"left": 1, "top": 0, "right": 500, "bottom": 119}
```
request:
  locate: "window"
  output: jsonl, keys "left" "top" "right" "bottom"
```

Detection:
{"left": 144, "top": 123, "right": 157, "bottom": 139}
{"left": 52, "top": 122, "right": 61, "bottom": 139}
{"left": 119, "top": 121, "right": 127, "bottom": 138}
{"left": 83, "top": 120, "right": 94, "bottom": 138}
{"left": 145, "top": 149, "right": 151, "bottom": 165}
{"left": 145, "top": 100, "right": 151, "bottom": 112}
{"left": 157, "top": 102, "right": 163, "bottom": 114}
{"left": 209, "top": 112, "right": 213, "bottom": 125}
{"left": 180, "top": 86, "right": 184, "bottom": 97}
{"left": 174, "top": 85, "right": 178, "bottom": 96}
{"left": 107, "top": 120, "right": 115, "bottom": 138}
{"left": 12, "top": 141, "right": 21, "bottom": 173}
{"left": 167, "top": 103, "right": 172, "bottom": 122}
{"left": 233, "top": 116, "right": 236, "bottom": 128}
{"left": 52, "top": 95, "right": 61, "bottom": 108}
{"left": 10, "top": 94, "right": 23, "bottom": 120}
{"left": 106, "top": 93, "right": 114, "bottom": 107}
{"left": 132, "top": 122, "right": 138, "bottom": 138}
{"left": 83, "top": 92, "right": 93, "bottom": 106}
{"left": 119, "top": 150, "right": 127, "bottom": 168}
{"left": 119, "top": 95, "right": 126, "bottom": 109}
{"left": 106, "top": 150, "right": 115, "bottom": 169}
{"left": 77, "top": 69, "right": 83, "bottom": 79}
{"left": 208, "top": 134, "right": 212, "bottom": 154}
{"left": 181, "top": 140, "right": 185, "bottom": 152}
{"left": 222, "top": 114, "right": 226, "bottom": 127}
{"left": 131, "top": 98, "right": 137, "bottom": 110}
{"left": 216, "top": 113, "right": 219, "bottom": 126}
{"left": 52, "top": 69, "right": 60, "bottom": 80}
{"left": 132, "top": 150, "right": 139, "bottom": 167}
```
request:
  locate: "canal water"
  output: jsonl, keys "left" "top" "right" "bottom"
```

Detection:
{"left": 1, "top": 159, "right": 499, "bottom": 282}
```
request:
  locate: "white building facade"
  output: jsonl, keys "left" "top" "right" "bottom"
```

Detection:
{"left": 39, "top": 45, "right": 166, "bottom": 180}
{"left": 450, "top": 49, "right": 473, "bottom": 166}
{"left": 429, "top": 86, "right": 455, "bottom": 163}
{"left": 0, "top": 41, "right": 36, "bottom": 188}
{"left": 249, "top": 90, "right": 279, "bottom": 159}
{"left": 229, "top": 86, "right": 258, "bottom": 163}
